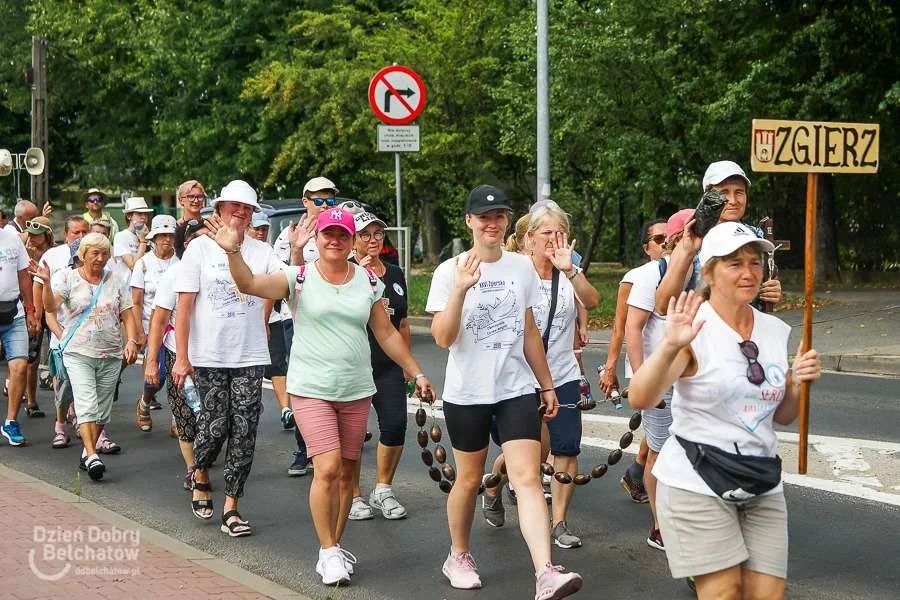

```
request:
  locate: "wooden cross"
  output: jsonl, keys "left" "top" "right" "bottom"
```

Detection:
{"left": 758, "top": 216, "right": 791, "bottom": 313}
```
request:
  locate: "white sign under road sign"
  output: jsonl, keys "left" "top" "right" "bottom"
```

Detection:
{"left": 378, "top": 125, "right": 420, "bottom": 152}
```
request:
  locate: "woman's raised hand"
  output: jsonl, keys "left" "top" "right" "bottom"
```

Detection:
{"left": 289, "top": 214, "right": 316, "bottom": 251}
{"left": 663, "top": 290, "right": 705, "bottom": 349}
{"left": 214, "top": 223, "right": 241, "bottom": 253}
{"left": 454, "top": 253, "right": 481, "bottom": 291}
{"left": 546, "top": 231, "right": 576, "bottom": 273}
{"left": 29, "top": 259, "right": 50, "bottom": 283}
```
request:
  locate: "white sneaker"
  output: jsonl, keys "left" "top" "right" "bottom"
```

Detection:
{"left": 369, "top": 486, "right": 408, "bottom": 520}
{"left": 348, "top": 496, "right": 374, "bottom": 521}
{"left": 336, "top": 544, "right": 357, "bottom": 575}
{"left": 316, "top": 546, "right": 351, "bottom": 586}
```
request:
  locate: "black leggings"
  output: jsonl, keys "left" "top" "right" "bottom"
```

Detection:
{"left": 371, "top": 364, "right": 408, "bottom": 447}
{"left": 443, "top": 394, "right": 541, "bottom": 452}
{"left": 193, "top": 365, "right": 264, "bottom": 498}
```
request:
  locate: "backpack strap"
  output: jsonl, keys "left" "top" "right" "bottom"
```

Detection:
{"left": 290, "top": 264, "right": 307, "bottom": 314}
{"left": 657, "top": 257, "right": 667, "bottom": 280}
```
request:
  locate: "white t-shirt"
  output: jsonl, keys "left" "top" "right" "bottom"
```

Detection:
{"left": 4, "top": 222, "right": 24, "bottom": 235}
{"left": 130, "top": 252, "right": 179, "bottom": 332}
{"left": 0, "top": 228, "right": 30, "bottom": 320}
{"left": 174, "top": 235, "right": 282, "bottom": 368}
{"left": 626, "top": 259, "right": 668, "bottom": 370}
{"left": 652, "top": 301, "right": 791, "bottom": 498}
{"left": 112, "top": 228, "right": 142, "bottom": 283}
{"left": 426, "top": 250, "right": 541, "bottom": 406}
{"left": 274, "top": 227, "right": 319, "bottom": 265}
{"left": 51, "top": 269, "right": 133, "bottom": 359}
{"left": 532, "top": 271, "right": 580, "bottom": 386}
{"left": 619, "top": 265, "right": 645, "bottom": 378}
{"left": 151, "top": 261, "right": 180, "bottom": 354}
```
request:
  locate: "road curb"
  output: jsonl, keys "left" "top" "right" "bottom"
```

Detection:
{"left": 407, "top": 316, "right": 900, "bottom": 377}
{"left": 0, "top": 463, "right": 313, "bottom": 600}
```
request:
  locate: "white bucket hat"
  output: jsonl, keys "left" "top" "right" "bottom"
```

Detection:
{"left": 212, "top": 180, "right": 261, "bottom": 212}
{"left": 123, "top": 196, "right": 154, "bottom": 214}
{"left": 147, "top": 215, "right": 177, "bottom": 239}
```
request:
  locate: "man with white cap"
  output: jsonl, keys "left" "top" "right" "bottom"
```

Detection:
{"left": 131, "top": 215, "right": 179, "bottom": 424}
{"left": 273, "top": 176, "right": 339, "bottom": 266}
{"left": 113, "top": 197, "right": 155, "bottom": 276}
{"left": 82, "top": 188, "right": 120, "bottom": 239}
{"left": 654, "top": 161, "right": 782, "bottom": 315}
{"left": 172, "top": 179, "right": 283, "bottom": 536}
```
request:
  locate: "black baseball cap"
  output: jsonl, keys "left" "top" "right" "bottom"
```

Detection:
{"left": 465, "top": 185, "right": 511, "bottom": 215}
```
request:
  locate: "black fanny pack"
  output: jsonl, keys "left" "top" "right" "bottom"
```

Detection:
{"left": 677, "top": 436, "right": 782, "bottom": 502}
{"left": 0, "top": 299, "right": 18, "bottom": 325}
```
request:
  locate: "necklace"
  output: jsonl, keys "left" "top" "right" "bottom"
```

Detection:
{"left": 318, "top": 261, "right": 352, "bottom": 293}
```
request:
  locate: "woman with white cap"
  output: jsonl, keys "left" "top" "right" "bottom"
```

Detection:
{"left": 629, "top": 222, "right": 821, "bottom": 600}
{"left": 212, "top": 206, "right": 435, "bottom": 586}
{"left": 345, "top": 210, "right": 413, "bottom": 522}
{"left": 131, "top": 215, "right": 179, "bottom": 431}
{"left": 172, "top": 180, "right": 283, "bottom": 537}
{"left": 113, "top": 196, "right": 154, "bottom": 276}
{"left": 426, "top": 184, "right": 582, "bottom": 599}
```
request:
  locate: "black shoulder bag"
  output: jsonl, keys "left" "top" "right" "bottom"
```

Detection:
{"left": 676, "top": 436, "right": 782, "bottom": 503}
{"left": 541, "top": 268, "right": 560, "bottom": 351}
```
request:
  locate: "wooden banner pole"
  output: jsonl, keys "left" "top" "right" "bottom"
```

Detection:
{"left": 799, "top": 172, "right": 818, "bottom": 474}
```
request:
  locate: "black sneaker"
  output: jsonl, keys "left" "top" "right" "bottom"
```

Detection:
{"left": 287, "top": 451, "right": 309, "bottom": 476}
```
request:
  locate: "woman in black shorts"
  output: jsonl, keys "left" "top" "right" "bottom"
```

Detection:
{"left": 426, "top": 185, "right": 582, "bottom": 599}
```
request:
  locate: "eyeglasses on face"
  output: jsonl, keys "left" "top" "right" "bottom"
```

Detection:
{"left": 739, "top": 340, "right": 766, "bottom": 385}
{"left": 647, "top": 234, "right": 666, "bottom": 245}
{"left": 308, "top": 196, "right": 337, "bottom": 207}
{"left": 358, "top": 230, "right": 385, "bottom": 242}
{"left": 183, "top": 194, "right": 206, "bottom": 202}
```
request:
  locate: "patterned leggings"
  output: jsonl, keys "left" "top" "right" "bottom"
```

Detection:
{"left": 193, "top": 365, "right": 264, "bottom": 499}
{"left": 165, "top": 350, "right": 196, "bottom": 442}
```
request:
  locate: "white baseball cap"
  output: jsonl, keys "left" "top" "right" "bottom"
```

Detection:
{"left": 354, "top": 211, "right": 386, "bottom": 233}
{"left": 213, "top": 180, "right": 261, "bottom": 212}
{"left": 702, "top": 160, "right": 751, "bottom": 191}
{"left": 147, "top": 215, "right": 177, "bottom": 239}
{"left": 698, "top": 222, "right": 775, "bottom": 268}
{"left": 123, "top": 196, "right": 154, "bottom": 214}
{"left": 303, "top": 176, "right": 339, "bottom": 197}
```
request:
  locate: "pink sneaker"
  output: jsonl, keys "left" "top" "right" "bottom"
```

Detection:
{"left": 442, "top": 551, "right": 482, "bottom": 590}
{"left": 535, "top": 564, "right": 582, "bottom": 600}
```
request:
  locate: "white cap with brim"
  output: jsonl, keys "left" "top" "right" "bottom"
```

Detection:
{"left": 147, "top": 215, "right": 177, "bottom": 239}
{"left": 702, "top": 160, "right": 751, "bottom": 191}
{"left": 698, "top": 222, "right": 775, "bottom": 268}
{"left": 353, "top": 212, "right": 386, "bottom": 233}
{"left": 123, "top": 196, "right": 154, "bottom": 214}
{"left": 251, "top": 212, "right": 270, "bottom": 228}
{"left": 303, "top": 176, "right": 339, "bottom": 197}
{"left": 212, "top": 180, "right": 261, "bottom": 212}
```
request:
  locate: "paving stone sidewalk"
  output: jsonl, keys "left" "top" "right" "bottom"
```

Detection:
{"left": 0, "top": 466, "right": 307, "bottom": 600}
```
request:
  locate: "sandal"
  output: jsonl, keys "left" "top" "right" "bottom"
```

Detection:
{"left": 25, "top": 405, "right": 45, "bottom": 418}
{"left": 191, "top": 481, "right": 214, "bottom": 520}
{"left": 220, "top": 510, "right": 252, "bottom": 537}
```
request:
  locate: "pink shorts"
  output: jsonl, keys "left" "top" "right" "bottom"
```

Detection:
{"left": 290, "top": 395, "right": 372, "bottom": 461}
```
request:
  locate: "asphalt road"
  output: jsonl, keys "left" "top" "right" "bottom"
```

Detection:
{"left": 1, "top": 335, "right": 899, "bottom": 599}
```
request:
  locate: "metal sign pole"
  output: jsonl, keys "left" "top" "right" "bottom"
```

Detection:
{"left": 395, "top": 152, "right": 402, "bottom": 229}
{"left": 799, "top": 172, "right": 818, "bottom": 474}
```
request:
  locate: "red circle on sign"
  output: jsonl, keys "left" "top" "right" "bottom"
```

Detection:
{"left": 368, "top": 65, "right": 427, "bottom": 125}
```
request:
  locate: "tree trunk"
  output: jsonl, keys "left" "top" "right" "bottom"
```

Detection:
{"left": 420, "top": 198, "right": 441, "bottom": 266}
{"left": 581, "top": 193, "right": 608, "bottom": 275}
{"left": 815, "top": 175, "right": 840, "bottom": 282}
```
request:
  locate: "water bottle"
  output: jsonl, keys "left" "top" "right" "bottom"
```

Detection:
{"left": 578, "top": 376, "right": 596, "bottom": 410}
{"left": 598, "top": 366, "right": 623, "bottom": 410}
{"left": 183, "top": 375, "right": 201, "bottom": 413}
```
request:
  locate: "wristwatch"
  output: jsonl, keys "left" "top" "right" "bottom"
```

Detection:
{"left": 565, "top": 266, "right": 582, "bottom": 280}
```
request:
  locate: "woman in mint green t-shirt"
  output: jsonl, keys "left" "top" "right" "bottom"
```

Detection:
{"left": 212, "top": 206, "right": 435, "bottom": 586}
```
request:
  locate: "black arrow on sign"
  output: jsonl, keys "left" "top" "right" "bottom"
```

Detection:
{"left": 383, "top": 88, "right": 416, "bottom": 113}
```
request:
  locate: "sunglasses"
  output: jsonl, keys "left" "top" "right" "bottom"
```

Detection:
{"left": 25, "top": 220, "right": 51, "bottom": 233}
{"left": 308, "top": 196, "right": 337, "bottom": 207}
{"left": 358, "top": 230, "right": 385, "bottom": 242}
{"left": 86, "top": 197, "right": 103, "bottom": 203}
{"left": 739, "top": 340, "right": 766, "bottom": 385}
{"left": 647, "top": 234, "right": 666, "bottom": 245}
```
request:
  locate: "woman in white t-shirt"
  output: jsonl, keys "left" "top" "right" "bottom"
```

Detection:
{"left": 131, "top": 215, "right": 179, "bottom": 426}
{"left": 172, "top": 180, "right": 283, "bottom": 537}
{"left": 628, "top": 222, "right": 821, "bottom": 599}
{"left": 211, "top": 206, "right": 434, "bottom": 586}
{"left": 426, "top": 185, "right": 582, "bottom": 599}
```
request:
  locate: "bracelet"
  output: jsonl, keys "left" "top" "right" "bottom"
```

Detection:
{"left": 126, "top": 339, "right": 138, "bottom": 346}
{"left": 539, "top": 388, "right": 554, "bottom": 394}
{"left": 565, "top": 266, "right": 582, "bottom": 280}
{"left": 224, "top": 247, "right": 240, "bottom": 255}
{"left": 413, "top": 373, "right": 426, "bottom": 380}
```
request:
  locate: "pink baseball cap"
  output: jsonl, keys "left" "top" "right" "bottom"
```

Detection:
{"left": 316, "top": 207, "right": 356, "bottom": 236}
{"left": 666, "top": 208, "right": 695, "bottom": 240}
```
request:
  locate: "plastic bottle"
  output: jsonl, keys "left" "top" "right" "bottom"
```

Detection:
{"left": 183, "top": 375, "right": 201, "bottom": 413}
{"left": 578, "top": 375, "right": 596, "bottom": 410}
{"left": 598, "top": 366, "right": 623, "bottom": 410}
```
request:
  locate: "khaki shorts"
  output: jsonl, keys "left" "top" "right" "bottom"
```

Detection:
{"left": 656, "top": 481, "right": 788, "bottom": 579}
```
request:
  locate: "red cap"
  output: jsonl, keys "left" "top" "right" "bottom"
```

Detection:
{"left": 666, "top": 208, "right": 695, "bottom": 240}
{"left": 316, "top": 207, "right": 356, "bottom": 236}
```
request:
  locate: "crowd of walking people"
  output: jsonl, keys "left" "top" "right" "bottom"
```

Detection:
{"left": 0, "top": 159, "right": 821, "bottom": 600}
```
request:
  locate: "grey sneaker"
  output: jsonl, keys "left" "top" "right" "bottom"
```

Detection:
{"left": 348, "top": 495, "right": 374, "bottom": 521}
{"left": 482, "top": 492, "right": 505, "bottom": 528}
{"left": 369, "top": 486, "right": 408, "bottom": 520}
{"left": 551, "top": 521, "right": 582, "bottom": 549}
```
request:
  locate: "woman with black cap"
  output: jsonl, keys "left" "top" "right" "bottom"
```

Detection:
{"left": 426, "top": 185, "right": 582, "bottom": 599}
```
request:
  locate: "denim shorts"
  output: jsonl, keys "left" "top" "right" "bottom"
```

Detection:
{"left": 545, "top": 380, "right": 583, "bottom": 457}
{"left": 0, "top": 316, "right": 28, "bottom": 361}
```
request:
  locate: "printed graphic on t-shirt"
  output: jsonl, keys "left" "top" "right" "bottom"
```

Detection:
{"left": 724, "top": 360, "right": 787, "bottom": 432}
{"left": 533, "top": 280, "right": 570, "bottom": 340}
{"left": 380, "top": 297, "right": 394, "bottom": 316}
{"left": 0, "top": 246, "right": 20, "bottom": 268}
{"left": 464, "top": 289, "right": 523, "bottom": 347}
{"left": 206, "top": 262, "right": 258, "bottom": 317}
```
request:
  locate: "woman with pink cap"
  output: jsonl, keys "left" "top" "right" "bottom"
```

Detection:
{"left": 213, "top": 206, "right": 436, "bottom": 587}
{"left": 172, "top": 180, "right": 283, "bottom": 537}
